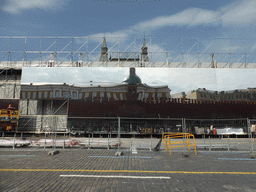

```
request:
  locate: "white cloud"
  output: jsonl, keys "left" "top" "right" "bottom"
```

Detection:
{"left": 220, "top": 0, "right": 256, "bottom": 25}
{"left": 2, "top": 0, "right": 67, "bottom": 14}
{"left": 86, "top": 0, "right": 256, "bottom": 39}
{"left": 131, "top": 0, "right": 256, "bottom": 32}
{"left": 132, "top": 8, "right": 218, "bottom": 31}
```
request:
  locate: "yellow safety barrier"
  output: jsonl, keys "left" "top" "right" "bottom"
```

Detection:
{"left": 162, "top": 132, "right": 197, "bottom": 156}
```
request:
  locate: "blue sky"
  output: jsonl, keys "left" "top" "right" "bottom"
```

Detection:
{"left": 2, "top": 0, "right": 256, "bottom": 64}
{"left": 1, "top": 0, "right": 256, "bottom": 38}
{"left": 2, "top": 0, "right": 256, "bottom": 92}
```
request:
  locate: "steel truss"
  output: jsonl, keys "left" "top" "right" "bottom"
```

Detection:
{"left": 0, "top": 36, "right": 256, "bottom": 68}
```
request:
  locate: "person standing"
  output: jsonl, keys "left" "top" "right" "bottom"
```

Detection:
{"left": 251, "top": 125, "right": 255, "bottom": 142}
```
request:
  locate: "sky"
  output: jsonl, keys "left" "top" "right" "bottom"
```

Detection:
{"left": 1, "top": 0, "right": 256, "bottom": 63}
{"left": 2, "top": 0, "right": 256, "bottom": 92}
{"left": 21, "top": 68, "right": 256, "bottom": 94}
{"left": 1, "top": 0, "right": 256, "bottom": 38}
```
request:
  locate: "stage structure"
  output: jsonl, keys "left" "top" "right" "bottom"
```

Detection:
{"left": 0, "top": 36, "right": 256, "bottom": 69}
{"left": 0, "top": 36, "right": 256, "bottom": 133}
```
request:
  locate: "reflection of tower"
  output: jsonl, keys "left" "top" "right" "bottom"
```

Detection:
{"left": 141, "top": 38, "right": 149, "bottom": 67}
{"left": 99, "top": 37, "right": 108, "bottom": 62}
{"left": 123, "top": 68, "right": 141, "bottom": 100}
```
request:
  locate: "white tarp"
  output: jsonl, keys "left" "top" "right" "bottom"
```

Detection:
{"left": 216, "top": 128, "right": 245, "bottom": 135}
{"left": 0, "top": 139, "right": 31, "bottom": 147}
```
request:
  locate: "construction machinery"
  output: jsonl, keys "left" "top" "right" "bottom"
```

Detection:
{"left": 0, "top": 104, "right": 20, "bottom": 132}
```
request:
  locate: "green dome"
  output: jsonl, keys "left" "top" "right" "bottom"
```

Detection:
{"left": 122, "top": 75, "right": 142, "bottom": 85}
{"left": 122, "top": 68, "right": 142, "bottom": 85}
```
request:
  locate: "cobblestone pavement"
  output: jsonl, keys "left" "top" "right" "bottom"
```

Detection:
{"left": 0, "top": 138, "right": 256, "bottom": 192}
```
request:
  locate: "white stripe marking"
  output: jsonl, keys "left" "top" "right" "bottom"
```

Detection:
{"left": 60, "top": 175, "right": 171, "bottom": 179}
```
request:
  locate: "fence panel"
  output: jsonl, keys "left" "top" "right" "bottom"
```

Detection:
{"left": 185, "top": 118, "right": 248, "bottom": 136}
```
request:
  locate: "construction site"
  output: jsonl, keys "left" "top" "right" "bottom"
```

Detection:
{"left": 0, "top": 36, "right": 256, "bottom": 136}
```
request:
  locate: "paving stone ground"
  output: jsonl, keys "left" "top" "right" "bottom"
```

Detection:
{"left": 0, "top": 138, "right": 256, "bottom": 192}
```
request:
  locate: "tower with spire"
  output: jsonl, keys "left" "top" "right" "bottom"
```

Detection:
{"left": 141, "top": 38, "right": 149, "bottom": 63}
{"left": 99, "top": 37, "right": 108, "bottom": 62}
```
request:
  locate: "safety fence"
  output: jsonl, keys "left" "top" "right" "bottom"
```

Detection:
{"left": 162, "top": 132, "right": 197, "bottom": 156}
{"left": 0, "top": 116, "right": 254, "bottom": 155}
{"left": 0, "top": 132, "right": 120, "bottom": 150}
{"left": 15, "top": 116, "right": 254, "bottom": 136}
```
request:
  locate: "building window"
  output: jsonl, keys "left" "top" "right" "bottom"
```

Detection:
{"left": 92, "top": 92, "right": 97, "bottom": 97}
{"left": 56, "top": 90, "right": 60, "bottom": 97}
{"left": 27, "top": 92, "right": 31, "bottom": 99}
{"left": 64, "top": 92, "right": 70, "bottom": 98}
{"left": 138, "top": 93, "right": 141, "bottom": 100}
{"left": 107, "top": 93, "right": 111, "bottom": 98}
{"left": 79, "top": 93, "right": 82, "bottom": 99}
{"left": 50, "top": 91, "right": 53, "bottom": 98}
{"left": 85, "top": 93, "right": 89, "bottom": 98}
{"left": 113, "top": 93, "right": 117, "bottom": 100}
{"left": 33, "top": 92, "right": 36, "bottom": 99}
{"left": 38, "top": 92, "right": 42, "bottom": 99}
{"left": 22, "top": 92, "right": 26, "bottom": 99}
{"left": 145, "top": 93, "right": 149, "bottom": 98}
{"left": 73, "top": 92, "right": 77, "bottom": 99}
{"left": 44, "top": 92, "right": 48, "bottom": 98}
{"left": 120, "top": 93, "right": 123, "bottom": 100}
{"left": 157, "top": 93, "right": 162, "bottom": 98}
{"left": 199, "top": 94, "right": 203, "bottom": 98}
{"left": 100, "top": 92, "right": 104, "bottom": 97}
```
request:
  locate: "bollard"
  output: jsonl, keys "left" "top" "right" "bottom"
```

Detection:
{"left": 2, "top": 132, "right": 4, "bottom": 138}
{"left": 48, "top": 150, "right": 59, "bottom": 155}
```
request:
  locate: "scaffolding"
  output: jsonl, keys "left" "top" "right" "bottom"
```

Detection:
{"left": 17, "top": 99, "right": 68, "bottom": 133}
{"left": 0, "top": 36, "right": 256, "bottom": 68}
{"left": 0, "top": 68, "right": 21, "bottom": 99}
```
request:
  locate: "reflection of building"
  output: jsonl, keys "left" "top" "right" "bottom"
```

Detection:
{"left": 171, "top": 92, "right": 186, "bottom": 99}
{"left": 186, "top": 88, "right": 218, "bottom": 101}
{"left": 20, "top": 68, "right": 171, "bottom": 101}
{"left": 172, "top": 88, "right": 256, "bottom": 102}
{"left": 19, "top": 68, "right": 171, "bottom": 132}
{"left": 18, "top": 68, "right": 256, "bottom": 133}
